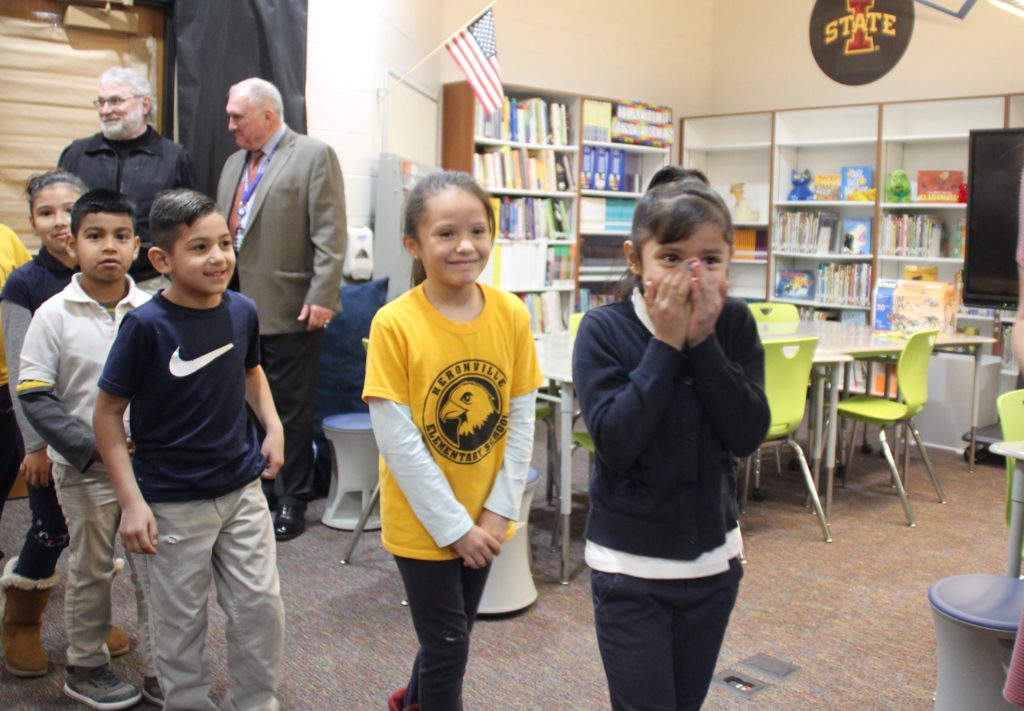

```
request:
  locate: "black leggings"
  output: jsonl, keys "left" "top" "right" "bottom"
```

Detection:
{"left": 394, "top": 555, "right": 491, "bottom": 711}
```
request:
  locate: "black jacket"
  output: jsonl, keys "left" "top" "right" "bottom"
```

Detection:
{"left": 572, "top": 297, "right": 770, "bottom": 560}
{"left": 59, "top": 127, "right": 197, "bottom": 281}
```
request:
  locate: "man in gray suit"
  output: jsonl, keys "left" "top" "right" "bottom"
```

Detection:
{"left": 217, "top": 77, "right": 346, "bottom": 541}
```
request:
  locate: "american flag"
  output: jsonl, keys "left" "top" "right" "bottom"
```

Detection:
{"left": 445, "top": 9, "right": 503, "bottom": 115}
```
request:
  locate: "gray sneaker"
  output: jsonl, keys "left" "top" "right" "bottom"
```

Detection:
{"left": 142, "top": 675, "right": 164, "bottom": 707}
{"left": 63, "top": 664, "right": 142, "bottom": 710}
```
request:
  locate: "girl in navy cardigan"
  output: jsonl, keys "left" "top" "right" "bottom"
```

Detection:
{"left": 572, "top": 179, "right": 770, "bottom": 711}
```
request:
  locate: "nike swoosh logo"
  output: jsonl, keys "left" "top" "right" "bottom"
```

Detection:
{"left": 168, "top": 344, "right": 234, "bottom": 377}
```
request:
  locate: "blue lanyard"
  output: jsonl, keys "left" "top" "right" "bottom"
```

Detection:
{"left": 238, "top": 140, "right": 281, "bottom": 216}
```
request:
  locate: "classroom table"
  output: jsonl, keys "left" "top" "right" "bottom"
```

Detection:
{"left": 536, "top": 321, "right": 994, "bottom": 584}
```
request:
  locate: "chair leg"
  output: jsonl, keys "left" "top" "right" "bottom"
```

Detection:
{"left": 740, "top": 455, "right": 753, "bottom": 515}
{"left": 788, "top": 438, "right": 832, "bottom": 543}
{"left": 908, "top": 418, "right": 946, "bottom": 504}
{"left": 774, "top": 447, "right": 783, "bottom": 475}
{"left": 545, "top": 419, "right": 558, "bottom": 505}
{"left": 340, "top": 481, "right": 381, "bottom": 565}
{"left": 878, "top": 428, "right": 916, "bottom": 527}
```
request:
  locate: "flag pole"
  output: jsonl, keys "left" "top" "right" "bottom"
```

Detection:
{"left": 381, "top": 0, "right": 497, "bottom": 99}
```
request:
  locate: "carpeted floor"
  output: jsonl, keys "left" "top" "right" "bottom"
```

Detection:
{"left": 0, "top": 430, "right": 1009, "bottom": 710}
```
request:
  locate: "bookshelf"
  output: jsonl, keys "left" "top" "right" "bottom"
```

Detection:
{"left": 770, "top": 105, "right": 879, "bottom": 318}
{"left": 576, "top": 98, "right": 672, "bottom": 311}
{"left": 442, "top": 82, "right": 580, "bottom": 333}
{"left": 681, "top": 112, "right": 773, "bottom": 301}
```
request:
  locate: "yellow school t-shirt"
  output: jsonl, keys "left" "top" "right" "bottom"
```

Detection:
{"left": 0, "top": 224, "right": 31, "bottom": 386}
{"left": 363, "top": 284, "right": 543, "bottom": 560}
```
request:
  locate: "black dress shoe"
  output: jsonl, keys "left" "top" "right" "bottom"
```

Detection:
{"left": 274, "top": 503, "right": 307, "bottom": 541}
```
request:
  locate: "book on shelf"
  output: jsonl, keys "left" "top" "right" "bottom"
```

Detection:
{"left": 580, "top": 234, "right": 628, "bottom": 270}
{"left": 840, "top": 166, "right": 874, "bottom": 201}
{"left": 917, "top": 170, "right": 964, "bottom": 203}
{"left": 492, "top": 196, "right": 572, "bottom": 240}
{"left": 474, "top": 95, "right": 571, "bottom": 145}
{"left": 879, "top": 214, "right": 950, "bottom": 257}
{"left": 841, "top": 310, "right": 868, "bottom": 326}
{"left": 775, "top": 268, "right": 815, "bottom": 300}
{"left": 816, "top": 262, "right": 871, "bottom": 307}
{"left": 581, "top": 145, "right": 595, "bottom": 190}
{"left": 873, "top": 278, "right": 957, "bottom": 333}
{"left": 842, "top": 216, "right": 872, "bottom": 255}
{"left": 593, "top": 147, "right": 610, "bottom": 191}
{"left": 608, "top": 149, "right": 625, "bottom": 192}
{"left": 733, "top": 229, "right": 759, "bottom": 260}
{"left": 583, "top": 99, "right": 612, "bottom": 142}
{"left": 610, "top": 100, "right": 674, "bottom": 147}
{"left": 554, "top": 153, "right": 576, "bottom": 192}
{"left": 580, "top": 196, "right": 636, "bottom": 233}
{"left": 814, "top": 173, "right": 841, "bottom": 201}
{"left": 773, "top": 209, "right": 841, "bottom": 254}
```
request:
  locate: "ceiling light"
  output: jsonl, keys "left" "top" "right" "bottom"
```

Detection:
{"left": 988, "top": 0, "right": 1024, "bottom": 18}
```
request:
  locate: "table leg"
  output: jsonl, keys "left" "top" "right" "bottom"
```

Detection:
{"left": 825, "top": 363, "right": 840, "bottom": 523}
{"left": 969, "top": 347, "right": 982, "bottom": 472}
{"left": 1008, "top": 461, "right": 1024, "bottom": 578}
{"left": 811, "top": 365, "right": 825, "bottom": 493}
{"left": 559, "top": 382, "right": 574, "bottom": 585}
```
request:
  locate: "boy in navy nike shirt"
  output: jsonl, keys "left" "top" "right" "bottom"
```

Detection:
{"left": 94, "top": 189, "right": 285, "bottom": 711}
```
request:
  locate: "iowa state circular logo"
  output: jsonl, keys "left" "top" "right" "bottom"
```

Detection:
{"left": 809, "top": 0, "right": 914, "bottom": 86}
{"left": 423, "top": 360, "right": 507, "bottom": 464}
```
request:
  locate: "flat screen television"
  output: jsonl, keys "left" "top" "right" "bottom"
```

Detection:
{"left": 964, "top": 128, "right": 1024, "bottom": 309}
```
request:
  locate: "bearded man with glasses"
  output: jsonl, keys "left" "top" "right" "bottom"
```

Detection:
{"left": 58, "top": 67, "right": 197, "bottom": 293}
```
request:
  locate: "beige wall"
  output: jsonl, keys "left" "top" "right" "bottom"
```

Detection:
{"left": 710, "top": 0, "right": 1024, "bottom": 116}
{"left": 441, "top": 0, "right": 715, "bottom": 118}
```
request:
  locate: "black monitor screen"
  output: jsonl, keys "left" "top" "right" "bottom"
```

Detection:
{"left": 964, "top": 128, "right": 1024, "bottom": 309}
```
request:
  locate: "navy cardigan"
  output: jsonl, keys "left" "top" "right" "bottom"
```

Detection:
{"left": 572, "top": 297, "right": 770, "bottom": 561}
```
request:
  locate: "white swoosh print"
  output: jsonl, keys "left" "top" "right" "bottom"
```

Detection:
{"left": 168, "top": 344, "right": 235, "bottom": 378}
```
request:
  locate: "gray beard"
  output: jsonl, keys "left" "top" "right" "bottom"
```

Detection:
{"left": 101, "top": 119, "right": 146, "bottom": 141}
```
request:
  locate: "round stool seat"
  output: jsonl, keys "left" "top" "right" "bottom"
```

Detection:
{"left": 930, "top": 574, "right": 1024, "bottom": 631}
{"left": 323, "top": 412, "right": 373, "bottom": 433}
{"left": 479, "top": 467, "right": 540, "bottom": 616}
{"left": 929, "top": 574, "right": 1024, "bottom": 711}
{"left": 322, "top": 412, "right": 380, "bottom": 531}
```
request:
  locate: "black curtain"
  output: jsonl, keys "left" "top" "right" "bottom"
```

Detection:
{"left": 174, "top": 0, "right": 308, "bottom": 196}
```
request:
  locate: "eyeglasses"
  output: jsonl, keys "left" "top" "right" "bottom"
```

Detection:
{"left": 92, "top": 95, "right": 140, "bottom": 109}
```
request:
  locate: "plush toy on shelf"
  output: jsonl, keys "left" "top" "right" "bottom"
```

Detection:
{"left": 787, "top": 169, "right": 814, "bottom": 200}
{"left": 885, "top": 169, "right": 912, "bottom": 202}
{"left": 729, "top": 181, "right": 760, "bottom": 222}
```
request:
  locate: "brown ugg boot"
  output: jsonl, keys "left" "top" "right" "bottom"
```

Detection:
{"left": 106, "top": 558, "right": 130, "bottom": 657}
{"left": 0, "top": 556, "right": 60, "bottom": 677}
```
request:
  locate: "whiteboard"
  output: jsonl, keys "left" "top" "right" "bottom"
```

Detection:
{"left": 383, "top": 71, "right": 439, "bottom": 167}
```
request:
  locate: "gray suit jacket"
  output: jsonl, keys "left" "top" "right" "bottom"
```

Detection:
{"left": 217, "top": 127, "right": 347, "bottom": 335}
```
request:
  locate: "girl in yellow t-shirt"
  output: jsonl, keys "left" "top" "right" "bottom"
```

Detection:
{"left": 363, "top": 171, "right": 542, "bottom": 711}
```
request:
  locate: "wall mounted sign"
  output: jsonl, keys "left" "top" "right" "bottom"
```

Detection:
{"left": 809, "top": 0, "right": 915, "bottom": 85}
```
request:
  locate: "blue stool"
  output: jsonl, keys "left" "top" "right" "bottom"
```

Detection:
{"left": 479, "top": 467, "right": 540, "bottom": 615}
{"left": 929, "top": 574, "right": 1024, "bottom": 711}
{"left": 321, "top": 413, "right": 380, "bottom": 531}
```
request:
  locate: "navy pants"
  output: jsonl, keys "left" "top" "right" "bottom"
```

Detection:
{"left": 592, "top": 558, "right": 743, "bottom": 711}
{"left": 394, "top": 555, "right": 491, "bottom": 711}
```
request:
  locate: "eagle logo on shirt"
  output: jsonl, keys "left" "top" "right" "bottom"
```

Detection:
{"left": 423, "top": 360, "right": 507, "bottom": 465}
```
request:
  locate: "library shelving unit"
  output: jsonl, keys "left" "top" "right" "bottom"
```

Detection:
{"left": 769, "top": 105, "right": 880, "bottom": 318}
{"left": 680, "top": 111, "right": 773, "bottom": 301}
{"left": 442, "top": 82, "right": 580, "bottom": 333}
{"left": 577, "top": 134, "right": 670, "bottom": 310}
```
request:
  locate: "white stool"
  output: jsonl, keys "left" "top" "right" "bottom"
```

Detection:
{"left": 322, "top": 413, "right": 381, "bottom": 531}
{"left": 929, "top": 574, "right": 1024, "bottom": 711}
{"left": 479, "top": 467, "right": 539, "bottom": 615}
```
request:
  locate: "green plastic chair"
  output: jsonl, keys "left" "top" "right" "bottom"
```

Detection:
{"left": 743, "top": 337, "right": 832, "bottom": 542}
{"left": 836, "top": 329, "right": 945, "bottom": 528}
{"left": 569, "top": 312, "right": 584, "bottom": 337}
{"left": 748, "top": 302, "right": 800, "bottom": 324}
{"left": 997, "top": 389, "right": 1024, "bottom": 526}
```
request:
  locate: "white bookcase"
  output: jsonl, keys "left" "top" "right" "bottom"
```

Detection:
{"left": 770, "top": 105, "right": 879, "bottom": 315}
{"left": 681, "top": 112, "right": 772, "bottom": 301}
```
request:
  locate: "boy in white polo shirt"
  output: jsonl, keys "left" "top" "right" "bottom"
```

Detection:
{"left": 17, "top": 189, "right": 157, "bottom": 709}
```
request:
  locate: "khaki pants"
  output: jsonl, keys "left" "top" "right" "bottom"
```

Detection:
{"left": 52, "top": 462, "right": 156, "bottom": 674}
{"left": 142, "top": 479, "right": 284, "bottom": 711}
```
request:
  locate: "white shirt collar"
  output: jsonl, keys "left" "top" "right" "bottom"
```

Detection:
{"left": 630, "top": 287, "right": 655, "bottom": 335}
{"left": 65, "top": 272, "right": 148, "bottom": 308}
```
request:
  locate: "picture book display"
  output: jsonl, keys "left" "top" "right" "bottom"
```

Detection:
{"left": 610, "top": 100, "right": 674, "bottom": 147}
{"left": 840, "top": 166, "right": 874, "bottom": 201}
{"left": 775, "top": 268, "right": 815, "bottom": 300}
{"left": 916, "top": 170, "right": 964, "bottom": 203}
{"left": 814, "top": 173, "right": 841, "bottom": 201}
{"left": 842, "top": 216, "right": 872, "bottom": 255}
